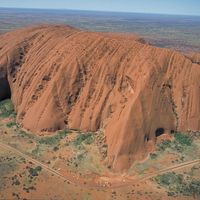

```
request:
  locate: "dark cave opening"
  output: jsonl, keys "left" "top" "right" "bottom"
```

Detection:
{"left": 155, "top": 128, "right": 165, "bottom": 137}
{"left": 0, "top": 76, "right": 11, "bottom": 101}
{"left": 144, "top": 134, "right": 150, "bottom": 142}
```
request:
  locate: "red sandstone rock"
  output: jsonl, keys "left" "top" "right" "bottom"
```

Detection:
{"left": 0, "top": 25, "right": 199, "bottom": 171}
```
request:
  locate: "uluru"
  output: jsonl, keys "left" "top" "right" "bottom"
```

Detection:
{"left": 0, "top": 25, "right": 200, "bottom": 172}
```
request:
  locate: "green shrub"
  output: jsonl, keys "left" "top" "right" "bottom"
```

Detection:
{"left": 39, "top": 136, "right": 58, "bottom": 145}
{"left": 188, "top": 180, "right": 200, "bottom": 197}
{"left": 13, "top": 179, "right": 20, "bottom": 185}
{"left": 77, "top": 152, "right": 85, "bottom": 161}
{"left": 155, "top": 172, "right": 200, "bottom": 198}
{"left": 167, "top": 191, "right": 175, "bottom": 196}
{"left": 58, "top": 130, "right": 71, "bottom": 138}
{"left": 150, "top": 153, "right": 158, "bottom": 160}
{"left": 53, "top": 146, "right": 59, "bottom": 151}
{"left": 0, "top": 99, "right": 15, "bottom": 118}
{"left": 155, "top": 172, "right": 183, "bottom": 186}
{"left": 28, "top": 166, "right": 42, "bottom": 177}
{"left": 12, "top": 175, "right": 21, "bottom": 186}
{"left": 39, "top": 130, "right": 70, "bottom": 146}
{"left": 6, "top": 121, "right": 17, "bottom": 128}
{"left": 73, "top": 133, "right": 94, "bottom": 146}
{"left": 31, "top": 145, "right": 41, "bottom": 157}
{"left": 174, "top": 132, "right": 192, "bottom": 146}
{"left": 18, "top": 130, "right": 35, "bottom": 139}
{"left": 157, "top": 132, "right": 193, "bottom": 153}
{"left": 157, "top": 140, "right": 172, "bottom": 151}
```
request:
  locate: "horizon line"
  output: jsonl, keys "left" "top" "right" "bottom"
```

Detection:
{"left": 0, "top": 6, "right": 200, "bottom": 17}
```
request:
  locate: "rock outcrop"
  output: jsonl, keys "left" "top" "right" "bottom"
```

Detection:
{"left": 0, "top": 25, "right": 200, "bottom": 171}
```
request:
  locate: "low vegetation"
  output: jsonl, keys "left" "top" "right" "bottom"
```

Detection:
{"left": 68, "top": 133, "right": 95, "bottom": 168}
{"left": 28, "top": 166, "right": 42, "bottom": 177}
{"left": 31, "top": 145, "right": 41, "bottom": 158}
{"left": 73, "top": 132, "right": 94, "bottom": 147}
{"left": 39, "top": 130, "right": 71, "bottom": 146}
{"left": 157, "top": 132, "right": 193, "bottom": 153}
{"left": 154, "top": 132, "right": 200, "bottom": 197}
{"left": 6, "top": 121, "right": 17, "bottom": 128}
{"left": 0, "top": 99, "right": 15, "bottom": 118}
{"left": 17, "top": 130, "right": 35, "bottom": 140}
{"left": 155, "top": 171, "right": 200, "bottom": 198}
{"left": 174, "top": 132, "right": 193, "bottom": 146}
{"left": 11, "top": 175, "right": 20, "bottom": 186}
{"left": 157, "top": 140, "right": 172, "bottom": 151}
{"left": 150, "top": 153, "right": 158, "bottom": 160}
{"left": 131, "top": 131, "right": 199, "bottom": 176}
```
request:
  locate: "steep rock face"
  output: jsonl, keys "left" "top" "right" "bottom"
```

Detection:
{"left": 0, "top": 25, "right": 200, "bottom": 171}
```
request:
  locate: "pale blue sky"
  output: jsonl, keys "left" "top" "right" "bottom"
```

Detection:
{"left": 0, "top": 0, "right": 200, "bottom": 16}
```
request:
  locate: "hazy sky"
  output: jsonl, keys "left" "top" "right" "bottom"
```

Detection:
{"left": 0, "top": 0, "right": 200, "bottom": 16}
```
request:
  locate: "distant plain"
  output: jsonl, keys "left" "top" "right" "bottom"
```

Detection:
{"left": 0, "top": 8, "right": 200, "bottom": 53}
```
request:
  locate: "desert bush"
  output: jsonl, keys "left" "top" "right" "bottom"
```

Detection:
{"left": 150, "top": 153, "right": 158, "bottom": 160}
{"left": 73, "top": 133, "right": 94, "bottom": 146}
{"left": 11, "top": 175, "right": 21, "bottom": 186}
{"left": 174, "top": 132, "right": 192, "bottom": 146}
{"left": 155, "top": 172, "right": 200, "bottom": 197}
{"left": 39, "top": 130, "right": 70, "bottom": 145}
{"left": 53, "top": 146, "right": 59, "bottom": 151}
{"left": 6, "top": 121, "right": 17, "bottom": 128}
{"left": 0, "top": 99, "right": 15, "bottom": 118}
{"left": 188, "top": 180, "right": 200, "bottom": 197}
{"left": 31, "top": 145, "right": 41, "bottom": 157}
{"left": 157, "top": 140, "right": 172, "bottom": 151}
{"left": 39, "top": 136, "right": 58, "bottom": 145}
{"left": 155, "top": 172, "right": 183, "bottom": 186}
{"left": 29, "top": 166, "right": 42, "bottom": 177}
{"left": 170, "top": 132, "right": 193, "bottom": 152}
{"left": 18, "top": 130, "right": 35, "bottom": 139}
{"left": 157, "top": 132, "right": 193, "bottom": 153}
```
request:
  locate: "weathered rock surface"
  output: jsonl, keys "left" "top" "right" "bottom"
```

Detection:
{"left": 0, "top": 25, "right": 200, "bottom": 170}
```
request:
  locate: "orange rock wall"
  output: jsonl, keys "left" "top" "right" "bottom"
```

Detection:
{"left": 0, "top": 25, "right": 199, "bottom": 170}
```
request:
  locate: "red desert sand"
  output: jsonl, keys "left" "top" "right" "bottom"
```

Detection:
{"left": 0, "top": 25, "right": 200, "bottom": 171}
